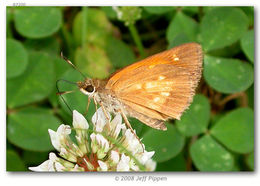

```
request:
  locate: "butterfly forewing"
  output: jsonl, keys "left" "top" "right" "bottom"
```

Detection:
{"left": 115, "top": 64, "right": 193, "bottom": 120}
{"left": 106, "top": 43, "right": 203, "bottom": 90}
{"left": 105, "top": 43, "right": 203, "bottom": 129}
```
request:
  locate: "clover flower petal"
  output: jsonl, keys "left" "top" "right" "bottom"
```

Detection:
{"left": 110, "top": 150, "right": 120, "bottom": 165}
{"left": 73, "top": 110, "right": 89, "bottom": 129}
{"left": 29, "top": 160, "right": 53, "bottom": 172}
{"left": 92, "top": 107, "right": 111, "bottom": 132}
{"left": 117, "top": 153, "right": 130, "bottom": 171}
{"left": 98, "top": 160, "right": 108, "bottom": 171}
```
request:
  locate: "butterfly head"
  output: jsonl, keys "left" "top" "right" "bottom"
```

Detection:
{"left": 77, "top": 79, "right": 96, "bottom": 97}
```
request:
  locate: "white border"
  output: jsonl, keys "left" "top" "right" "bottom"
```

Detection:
{"left": 1, "top": 1, "right": 259, "bottom": 186}
{"left": 3, "top": 0, "right": 257, "bottom": 6}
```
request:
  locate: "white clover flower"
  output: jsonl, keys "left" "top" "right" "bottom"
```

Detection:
{"left": 113, "top": 6, "right": 142, "bottom": 26}
{"left": 29, "top": 108, "right": 156, "bottom": 172}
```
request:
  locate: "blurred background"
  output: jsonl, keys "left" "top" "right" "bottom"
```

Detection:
{"left": 6, "top": 6, "right": 254, "bottom": 171}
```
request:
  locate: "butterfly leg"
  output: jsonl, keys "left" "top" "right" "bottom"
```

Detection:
{"left": 95, "top": 99, "right": 111, "bottom": 131}
{"left": 84, "top": 97, "right": 91, "bottom": 116}
{"left": 93, "top": 97, "right": 99, "bottom": 124}
{"left": 120, "top": 109, "right": 144, "bottom": 152}
{"left": 98, "top": 102, "right": 110, "bottom": 122}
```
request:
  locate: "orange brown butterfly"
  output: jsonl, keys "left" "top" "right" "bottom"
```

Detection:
{"left": 58, "top": 43, "right": 203, "bottom": 135}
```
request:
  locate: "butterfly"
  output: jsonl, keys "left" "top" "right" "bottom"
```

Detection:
{"left": 58, "top": 43, "right": 203, "bottom": 132}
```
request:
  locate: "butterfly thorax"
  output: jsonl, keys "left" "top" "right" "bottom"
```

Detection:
{"left": 94, "top": 79, "right": 128, "bottom": 115}
{"left": 77, "top": 78, "right": 127, "bottom": 115}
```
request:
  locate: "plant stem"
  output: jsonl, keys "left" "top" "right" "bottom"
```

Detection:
{"left": 82, "top": 6, "right": 88, "bottom": 50}
{"left": 61, "top": 24, "right": 74, "bottom": 58}
{"left": 128, "top": 24, "right": 146, "bottom": 58}
{"left": 219, "top": 92, "right": 248, "bottom": 107}
{"left": 186, "top": 135, "right": 198, "bottom": 171}
{"left": 198, "top": 7, "right": 204, "bottom": 22}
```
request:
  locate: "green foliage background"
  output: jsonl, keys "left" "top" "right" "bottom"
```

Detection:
{"left": 6, "top": 6, "right": 254, "bottom": 171}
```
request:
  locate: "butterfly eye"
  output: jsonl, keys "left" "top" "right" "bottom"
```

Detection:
{"left": 85, "top": 85, "right": 95, "bottom": 93}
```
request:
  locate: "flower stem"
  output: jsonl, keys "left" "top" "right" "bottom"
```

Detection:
{"left": 128, "top": 24, "right": 146, "bottom": 58}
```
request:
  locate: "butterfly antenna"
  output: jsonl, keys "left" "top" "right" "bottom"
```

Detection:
{"left": 56, "top": 79, "right": 77, "bottom": 114}
{"left": 60, "top": 52, "right": 87, "bottom": 79}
